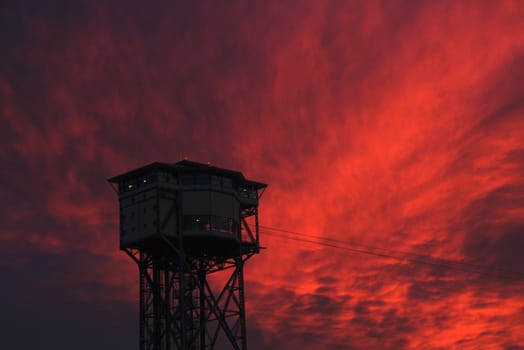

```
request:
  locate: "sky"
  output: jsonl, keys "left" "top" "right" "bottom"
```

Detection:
{"left": 1, "top": 1, "right": 524, "bottom": 349}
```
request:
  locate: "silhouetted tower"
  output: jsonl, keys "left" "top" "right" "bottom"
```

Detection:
{"left": 108, "top": 160, "right": 267, "bottom": 350}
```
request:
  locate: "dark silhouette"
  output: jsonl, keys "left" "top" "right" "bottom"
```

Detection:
{"left": 108, "top": 160, "right": 267, "bottom": 350}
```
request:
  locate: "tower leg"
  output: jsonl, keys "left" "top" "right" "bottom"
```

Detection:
{"left": 237, "top": 258, "right": 248, "bottom": 350}
{"left": 165, "top": 269, "right": 171, "bottom": 350}
{"left": 153, "top": 262, "right": 161, "bottom": 350}
{"left": 126, "top": 248, "right": 253, "bottom": 350}
{"left": 139, "top": 254, "right": 146, "bottom": 350}
{"left": 199, "top": 262, "right": 206, "bottom": 350}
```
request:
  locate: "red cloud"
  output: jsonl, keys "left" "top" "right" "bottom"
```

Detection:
{"left": 1, "top": 1, "right": 523, "bottom": 348}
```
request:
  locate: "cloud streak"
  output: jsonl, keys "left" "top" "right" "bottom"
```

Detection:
{"left": 1, "top": 0, "right": 523, "bottom": 348}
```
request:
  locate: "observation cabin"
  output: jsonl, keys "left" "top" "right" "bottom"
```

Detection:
{"left": 108, "top": 160, "right": 267, "bottom": 258}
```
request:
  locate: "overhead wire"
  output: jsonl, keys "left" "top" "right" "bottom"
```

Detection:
{"left": 260, "top": 225, "right": 520, "bottom": 275}
{"left": 257, "top": 225, "right": 524, "bottom": 281}
{"left": 260, "top": 230, "right": 522, "bottom": 281}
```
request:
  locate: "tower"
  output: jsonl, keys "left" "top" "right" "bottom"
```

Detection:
{"left": 108, "top": 160, "right": 267, "bottom": 350}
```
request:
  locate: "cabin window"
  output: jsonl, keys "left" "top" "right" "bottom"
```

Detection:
{"left": 194, "top": 173, "right": 210, "bottom": 185}
{"left": 222, "top": 177, "right": 232, "bottom": 188}
{"left": 182, "top": 215, "right": 238, "bottom": 234}
{"left": 181, "top": 175, "right": 194, "bottom": 185}
{"left": 239, "top": 187, "right": 257, "bottom": 199}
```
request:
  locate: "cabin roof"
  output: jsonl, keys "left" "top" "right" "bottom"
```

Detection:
{"left": 107, "top": 160, "right": 267, "bottom": 189}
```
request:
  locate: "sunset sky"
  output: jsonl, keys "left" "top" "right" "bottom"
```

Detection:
{"left": 2, "top": 1, "right": 524, "bottom": 349}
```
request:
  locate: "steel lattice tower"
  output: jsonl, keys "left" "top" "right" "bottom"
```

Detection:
{"left": 109, "top": 160, "right": 267, "bottom": 350}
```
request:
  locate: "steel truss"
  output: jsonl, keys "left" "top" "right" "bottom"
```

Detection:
{"left": 124, "top": 216, "right": 258, "bottom": 350}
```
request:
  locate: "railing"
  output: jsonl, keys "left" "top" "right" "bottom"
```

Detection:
{"left": 182, "top": 215, "right": 239, "bottom": 235}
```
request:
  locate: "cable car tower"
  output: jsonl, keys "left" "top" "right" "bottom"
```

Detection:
{"left": 108, "top": 160, "right": 267, "bottom": 350}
